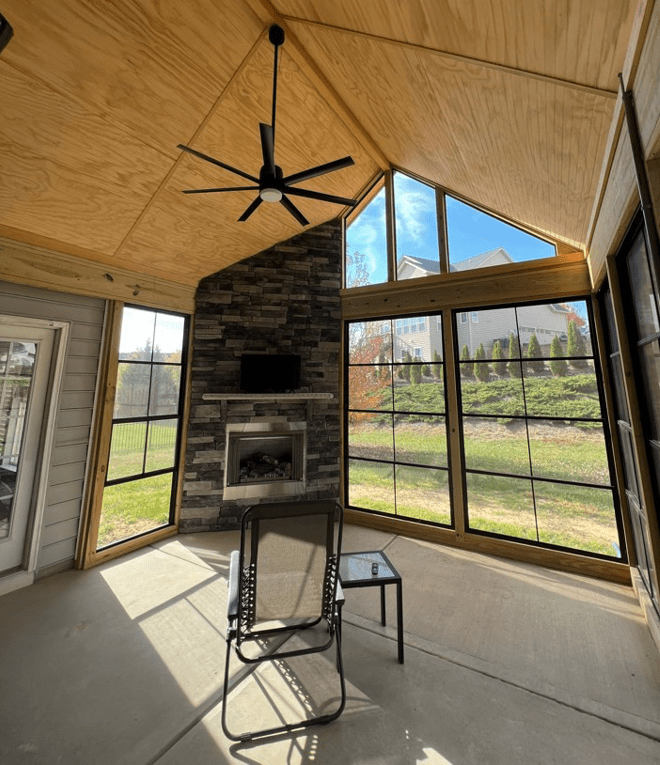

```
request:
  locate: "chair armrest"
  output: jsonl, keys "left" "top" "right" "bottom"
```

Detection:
{"left": 227, "top": 550, "right": 240, "bottom": 619}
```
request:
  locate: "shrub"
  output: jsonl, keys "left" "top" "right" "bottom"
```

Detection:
{"left": 402, "top": 351, "right": 413, "bottom": 381}
{"left": 460, "top": 344, "right": 473, "bottom": 378}
{"left": 527, "top": 333, "right": 545, "bottom": 374}
{"left": 508, "top": 332, "right": 522, "bottom": 378}
{"left": 567, "top": 320, "right": 589, "bottom": 369}
{"left": 492, "top": 340, "right": 507, "bottom": 376}
{"left": 549, "top": 335, "right": 568, "bottom": 376}
{"left": 432, "top": 349, "right": 442, "bottom": 379}
{"left": 474, "top": 343, "right": 490, "bottom": 382}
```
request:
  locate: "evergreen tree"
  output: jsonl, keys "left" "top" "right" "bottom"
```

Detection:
{"left": 411, "top": 363, "right": 423, "bottom": 384}
{"left": 567, "top": 320, "right": 588, "bottom": 369}
{"left": 460, "top": 344, "right": 473, "bottom": 378}
{"left": 508, "top": 332, "right": 522, "bottom": 378}
{"left": 492, "top": 340, "right": 507, "bottom": 376}
{"left": 402, "top": 351, "right": 413, "bottom": 382}
{"left": 432, "top": 349, "right": 442, "bottom": 379}
{"left": 474, "top": 343, "right": 490, "bottom": 382}
{"left": 549, "top": 335, "right": 568, "bottom": 376}
{"left": 527, "top": 333, "right": 545, "bottom": 374}
{"left": 422, "top": 364, "right": 431, "bottom": 377}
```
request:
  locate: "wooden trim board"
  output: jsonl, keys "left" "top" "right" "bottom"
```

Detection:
{"left": 0, "top": 237, "right": 196, "bottom": 314}
{"left": 345, "top": 509, "right": 631, "bottom": 585}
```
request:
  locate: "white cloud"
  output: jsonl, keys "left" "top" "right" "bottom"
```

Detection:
{"left": 394, "top": 177, "right": 435, "bottom": 245}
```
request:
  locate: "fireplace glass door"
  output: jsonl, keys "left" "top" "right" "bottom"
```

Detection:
{"left": 227, "top": 432, "right": 304, "bottom": 486}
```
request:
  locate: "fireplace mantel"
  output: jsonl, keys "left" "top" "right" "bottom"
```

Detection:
{"left": 202, "top": 393, "right": 334, "bottom": 401}
{"left": 202, "top": 392, "right": 334, "bottom": 418}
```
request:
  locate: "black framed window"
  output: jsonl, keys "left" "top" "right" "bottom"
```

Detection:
{"left": 602, "top": 216, "right": 660, "bottom": 613}
{"left": 97, "top": 306, "right": 188, "bottom": 549}
{"left": 457, "top": 299, "right": 624, "bottom": 559}
{"left": 345, "top": 316, "right": 451, "bottom": 527}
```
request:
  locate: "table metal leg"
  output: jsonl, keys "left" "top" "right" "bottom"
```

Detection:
{"left": 380, "top": 584, "right": 387, "bottom": 626}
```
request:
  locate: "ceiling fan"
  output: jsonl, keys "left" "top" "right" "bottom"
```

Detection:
{"left": 177, "top": 24, "right": 357, "bottom": 226}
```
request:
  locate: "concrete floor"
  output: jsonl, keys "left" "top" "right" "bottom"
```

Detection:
{"left": 1, "top": 525, "right": 660, "bottom": 764}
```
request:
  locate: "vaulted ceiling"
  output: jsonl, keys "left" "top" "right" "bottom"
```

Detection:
{"left": 0, "top": 0, "right": 638, "bottom": 287}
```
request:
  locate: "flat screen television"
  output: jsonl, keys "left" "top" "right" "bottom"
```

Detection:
{"left": 240, "top": 353, "right": 301, "bottom": 393}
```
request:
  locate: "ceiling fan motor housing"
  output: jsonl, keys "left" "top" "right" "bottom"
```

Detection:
{"left": 259, "top": 165, "right": 284, "bottom": 202}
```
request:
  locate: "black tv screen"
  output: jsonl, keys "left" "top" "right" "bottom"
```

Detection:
{"left": 240, "top": 354, "right": 301, "bottom": 393}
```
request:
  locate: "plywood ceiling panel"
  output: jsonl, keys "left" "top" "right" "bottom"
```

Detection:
{"left": 2, "top": 0, "right": 263, "bottom": 151}
{"left": 114, "top": 36, "right": 379, "bottom": 281}
{"left": 0, "top": 0, "right": 641, "bottom": 286}
{"left": 288, "top": 20, "right": 615, "bottom": 249}
{"left": 275, "top": 0, "right": 636, "bottom": 91}
{"left": 0, "top": 64, "right": 172, "bottom": 254}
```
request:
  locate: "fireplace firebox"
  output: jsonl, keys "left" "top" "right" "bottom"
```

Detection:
{"left": 223, "top": 419, "right": 306, "bottom": 500}
{"left": 226, "top": 432, "right": 304, "bottom": 486}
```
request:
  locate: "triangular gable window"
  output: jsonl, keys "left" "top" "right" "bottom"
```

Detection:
{"left": 447, "top": 196, "right": 555, "bottom": 272}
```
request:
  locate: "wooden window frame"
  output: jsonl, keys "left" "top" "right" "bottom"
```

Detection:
{"left": 76, "top": 301, "right": 193, "bottom": 569}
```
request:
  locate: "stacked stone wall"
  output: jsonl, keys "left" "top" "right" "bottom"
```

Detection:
{"left": 180, "top": 221, "right": 342, "bottom": 532}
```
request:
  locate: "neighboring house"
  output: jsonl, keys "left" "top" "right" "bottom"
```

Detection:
{"left": 394, "top": 249, "right": 570, "bottom": 360}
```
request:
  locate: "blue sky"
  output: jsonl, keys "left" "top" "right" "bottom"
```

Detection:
{"left": 346, "top": 172, "right": 555, "bottom": 286}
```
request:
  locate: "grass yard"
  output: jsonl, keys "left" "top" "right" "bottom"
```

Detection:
{"left": 98, "top": 420, "right": 178, "bottom": 548}
{"left": 98, "top": 473, "right": 173, "bottom": 548}
{"left": 348, "top": 420, "right": 619, "bottom": 556}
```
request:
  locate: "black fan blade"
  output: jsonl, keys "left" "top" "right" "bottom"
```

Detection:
{"left": 259, "top": 123, "right": 276, "bottom": 176}
{"left": 283, "top": 156, "right": 355, "bottom": 186}
{"left": 280, "top": 195, "right": 309, "bottom": 226}
{"left": 283, "top": 185, "right": 357, "bottom": 207}
{"left": 238, "top": 196, "right": 263, "bottom": 222}
{"left": 177, "top": 144, "right": 259, "bottom": 183}
{"left": 182, "top": 186, "right": 259, "bottom": 194}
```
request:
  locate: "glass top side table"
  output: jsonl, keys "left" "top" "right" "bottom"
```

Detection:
{"left": 338, "top": 550, "right": 404, "bottom": 663}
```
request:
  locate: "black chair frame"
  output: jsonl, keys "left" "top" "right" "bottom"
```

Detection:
{"left": 221, "top": 499, "right": 346, "bottom": 742}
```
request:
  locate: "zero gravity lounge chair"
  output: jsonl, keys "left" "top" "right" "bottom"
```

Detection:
{"left": 221, "top": 499, "right": 346, "bottom": 741}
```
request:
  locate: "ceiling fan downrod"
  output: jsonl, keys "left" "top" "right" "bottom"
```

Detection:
{"left": 176, "top": 21, "right": 357, "bottom": 225}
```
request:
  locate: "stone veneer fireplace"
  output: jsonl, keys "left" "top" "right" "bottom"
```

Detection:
{"left": 180, "top": 221, "right": 342, "bottom": 532}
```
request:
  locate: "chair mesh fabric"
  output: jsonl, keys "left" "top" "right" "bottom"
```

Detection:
{"left": 252, "top": 514, "right": 328, "bottom": 623}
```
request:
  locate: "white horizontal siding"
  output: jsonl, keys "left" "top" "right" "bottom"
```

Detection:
{"left": 0, "top": 280, "right": 105, "bottom": 574}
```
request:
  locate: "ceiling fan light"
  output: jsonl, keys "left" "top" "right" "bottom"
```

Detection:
{"left": 260, "top": 187, "right": 283, "bottom": 202}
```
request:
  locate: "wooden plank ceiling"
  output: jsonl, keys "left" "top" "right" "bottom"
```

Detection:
{"left": 0, "top": 0, "right": 637, "bottom": 287}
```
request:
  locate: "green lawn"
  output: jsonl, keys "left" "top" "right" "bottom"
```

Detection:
{"left": 347, "top": 373, "right": 619, "bottom": 556}
{"left": 98, "top": 420, "right": 177, "bottom": 548}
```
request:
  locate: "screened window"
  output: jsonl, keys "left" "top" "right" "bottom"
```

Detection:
{"left": 447, "top": 196, "right": 555, "bottom": 271}
{"left": 346, "top": 317, "right": 450, "bottom": 526}
{"left": 345, "top": 184, "right": 388, "bottom": 288}
{"left": 97, "top": 306, "right": 188, "bottom": 549}
{"left": 457, "top": 300, "right": 622, "bottom": 558}
{"left": 393, "top": 171, "right": 440, "bottom": 281}
{"left": 344, "top": 171, "right": 560, "bottom": 291}
{"left": 601, "top": 220, "right": 660, "bottom": 612}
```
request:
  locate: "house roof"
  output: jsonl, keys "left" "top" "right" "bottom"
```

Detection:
{"left": 0, "top": 1, "right": 639, "bottom": 287}
{"left": 398, "top": 247, "right": 512, "bottom": 275}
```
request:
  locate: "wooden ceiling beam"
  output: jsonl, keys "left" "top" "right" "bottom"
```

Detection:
{"left": 280, "top": 15, "right": 618, "bottom": 101}
{"left": 242, "top": 0, "right": 390, "bottom": 170}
